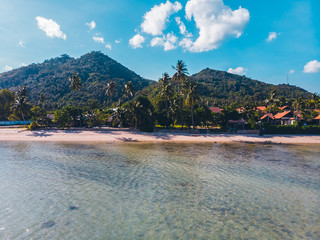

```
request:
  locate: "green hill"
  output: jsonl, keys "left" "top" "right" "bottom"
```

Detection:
{"left": 0, "top": 51, "right": 153, "bottom": 108}
{"left": 0, "top": 53, "right": 312, "bottom": 109}
{"left": 142, "top": 68, "right": 312, "bottom": 106}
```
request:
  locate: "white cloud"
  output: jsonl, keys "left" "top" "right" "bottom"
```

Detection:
{"left": 289, "top": 69, "right": 295, "bottom": 74}
{"left": 86, "top": 21, "right": 96, "bottom": 30}
{"left": 21, "top": 63, "right": 28, "bottom": 67}
{"left": 150, "top": 33, "right": 178, "bottom": 51}
{"left": 266, "top": 32, "right": 279, "bottom": 42}
{"left": 227, "top": 67, "right": 247, "bottom": 75}
{"left": 184, "top": 0, "right": 249, "bottom": 52}
{"left": 3, "top": 65, "right": 13, "bottom": 72}
{"left": 175, "top": 17, "right": 192, "bottom": 37}
{"left": 115, "top": 40, "right": 120, "bottom": 44}
{"left": 93, "top": 36, "right": 104, "bottom": 43}
{"left": 141, "top": 1, "right": 182, "bottom": 36}
{"left": 35, "top": 16, "right": 66, "bottom": 40}
{"left": 18, "top": 39, "right": 25, "bottom": 47}
{"left": 129, "top": 34, "right": 145, "bottom": 48}
{"left": 105, "top": 44, "right": 112, "bottom": 50}
{"left": 179, "top": 37, "right": 193, "bottom": 49}
{"left": 303, "top": 60, "right": 320, "bottom": 73}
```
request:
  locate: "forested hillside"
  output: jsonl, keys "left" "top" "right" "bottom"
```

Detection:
{"left": 142, "top": 68, "right": 312, "bottom": 106}
{"left": 0, "top": 51, "right": 153, "bottom": 108}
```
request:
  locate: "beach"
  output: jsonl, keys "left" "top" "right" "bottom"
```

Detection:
{"left": 1, "top": 127, "right": 320, "bottom": 144}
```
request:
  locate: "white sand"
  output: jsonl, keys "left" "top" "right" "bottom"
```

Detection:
{"left": 0, "top": 128, "right": 320, "bottom": 144}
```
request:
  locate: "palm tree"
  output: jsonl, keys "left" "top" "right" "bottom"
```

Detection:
{"left": 266, "top": 90, "right": 276, "bottom": 123}
{"left": 124, "top": 81, "right": 135, "bottom": 100}
{"left": 68, "top": 73, "right": 83, "bottom": 126}
{"left": 69, "top": 73, "right": 82, "bottom": 92}
{"left": 183, "top": 79, "right": 199, "bottom": 129}
{"left": 172, "top": 60, "right": 188, "bottom": 98}
{"left": 159, "top": 73, "right": 173, "bottom": 111}
{"left": 106, "top": 81, "right": 116, "bottom": 106}
{"left": 12, "top": 86, "right": 29, "bottom": 123}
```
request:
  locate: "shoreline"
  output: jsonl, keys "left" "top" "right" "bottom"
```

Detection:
{"left": 1, "top": 128, "right": 320, "bottom": 144}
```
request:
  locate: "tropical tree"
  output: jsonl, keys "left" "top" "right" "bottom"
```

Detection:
{"left": 172, "top": 60, "right": 188, "bottom": 98}
{"left": 124, "top": 81, "right": 135, "bottom": 100}
{"left": 106, "top": 81, "right": 117, "bottom": 106}
{"left": 38, "top": 93, "right": 46, "bottom": 109}
{"left": 183, "top": 79, "right": 199, "bottom": 128}
{"left": 12, "top": 86, "right": 30, "bottom": 123}
{"left": 159, "top": 73, "right": 173, "bottom": 112}
{"left": 69, "top": 73, "right": 83, "bottom": 92}
{"left": 68, "top": 73, "right": 83, "bottom": 126}
{"left": 266, "top": 90, "right": 276, "bottom": 123}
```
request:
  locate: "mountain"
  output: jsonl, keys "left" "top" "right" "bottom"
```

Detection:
{"left": 142, "top": 68, "right": 312, "bottom": 105}
{"left": 0, "top": 51, "right": 154, "bottom": 108}
{"left": 0, "top": 53, "right": 312, "bottom": 109}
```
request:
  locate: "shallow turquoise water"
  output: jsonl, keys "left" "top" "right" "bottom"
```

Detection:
{"left": 0, "top": 142, "right": 319, "bottom": 239}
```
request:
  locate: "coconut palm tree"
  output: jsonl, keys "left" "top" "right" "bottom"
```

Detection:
{"left": 124, "top": 81, "right": 135, "bottom": 100}
{"left": 68, "top": 73, "right": 83, "bottom": 126}
{"left": 69, "top": 73, "right": 82, "bottom": 92}
{"left": 266, "top": 90, "right": 276, "bottom": 123}
{"left": 172, "top": 60, "right": 188, "bottom": 98}
{"left": 183, "top": 79, "right": 199, "bottom": 129}
{"left": 106, "top": 81, "right": 117, "bottom": 106}
{"left": 12, "top": 86, "right": 29, "bottom": 123}
{"left": 159, "top": 73, "right": 173, "bottom": 111}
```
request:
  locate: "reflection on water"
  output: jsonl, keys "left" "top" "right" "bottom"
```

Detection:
{"left": 0, "top": 142, "right": 319, "bottom": 239}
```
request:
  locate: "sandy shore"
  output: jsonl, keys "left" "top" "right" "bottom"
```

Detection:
{"left": 0, "top": 127, "right": 320, "bottom": 144}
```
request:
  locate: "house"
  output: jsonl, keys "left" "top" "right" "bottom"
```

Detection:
{"left": 209, "top": 107, "right": 223, "bottom": 114}
{"left": 315, "top": 115, "right": 320, "bottom": 124}
{"left": 279, "top": 106, "right": 291, "bottom": 111}
{"left": 274, "top": 111, "right": 295, "bottom": 125}
{"left": 237, "top": 107, "right": 245, "bottom": 113}
{"left": 256, "top": 106, "right": 267, "bottom": 112}
{"left": 260, "top": 113, "right": 275, "bottom": 123}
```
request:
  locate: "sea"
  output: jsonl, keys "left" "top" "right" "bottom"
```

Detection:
{"left": 0, "top": 142, "right": 319, "bottom": 239}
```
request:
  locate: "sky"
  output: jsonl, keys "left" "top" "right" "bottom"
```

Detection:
{"left": 0, "top": 0, "right": 319, "bottom": 93}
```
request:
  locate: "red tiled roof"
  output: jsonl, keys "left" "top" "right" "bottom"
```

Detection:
{"left": 209, "top": 107, "right": 223, "bottom": 113}
{"left": 261, "top": 113, "right": 274, "bottom": 120}
{"left": 274, "top": 111, "right": 291, "bottom": 119}
{"left": 315, "top": 115, "right": 320, "bottom": 120}
{"left": 314, "top": 109, "right": 320, "bottom": 113}
{"left": 279, "top": 106, "right": 290, "bottom": 110}
{"left": 256, "top": 106, "right": 266, "bottom": 111}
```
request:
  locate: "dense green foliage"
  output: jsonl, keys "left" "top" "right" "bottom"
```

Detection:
{"left": 0, "top": 51, "right": 153, "bottom": 109}
{"left": 140, "top": 68, "right": 312, "bottom": 106}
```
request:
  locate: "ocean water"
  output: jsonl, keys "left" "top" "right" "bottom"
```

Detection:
{"left": 0, "top": 142, "right": 319, "bottom": 240}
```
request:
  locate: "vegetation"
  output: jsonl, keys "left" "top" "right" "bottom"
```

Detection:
{"left": 0, "top": 52, "right": 319, "bottom": 133}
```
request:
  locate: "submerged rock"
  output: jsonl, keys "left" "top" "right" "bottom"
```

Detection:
{"left": 41, "top": 220, "right": 55, "bottom": 229}
{"left": 69, "top": 206, "right": 79, "bottom": 211}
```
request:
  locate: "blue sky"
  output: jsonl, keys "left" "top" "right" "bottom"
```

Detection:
{"left": 0, "top": 0, "right": 319, "bottom": 93}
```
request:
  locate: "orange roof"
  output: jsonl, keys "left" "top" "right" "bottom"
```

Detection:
{"left": 279, "top": 106, "right": 290, "bottom": 111}
{"left": 314, "top": 109, "right": 320, "bottom": 113}
{"left": 209, "top": 107, "right": 223, "bottom": 113}
{"left": 261, "top": 113, "right": 274, "bottom": 120}
{"left": 274, "top": 111, "right": 292, "bottom": 119}
{"left": 315, "top": 115, "right": 320, "bottom": 120}
{"left": 256, "top": 106, "right": 266, "bottom": 111}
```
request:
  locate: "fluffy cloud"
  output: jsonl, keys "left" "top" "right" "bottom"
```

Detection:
{"left": 18, "top": 39, "right": 25, "bottom": 47}
{"left": 266, "top": 32, "right": 279, "bottom": 42}
{"left": 86, "top": 21, "right": 96, "bottom": 30}
{"left": 183, "top": 0, "right": 249, "bottom": 52}
{"left": 115, "top": 40, "right": 120, "bottom": 44}
{"left": 3, "top": 65, "right": 13, "bottom": 72}
{"left": 93, "top": 36, "right": 104, "bottom": 43}
{"left": 303, "top": 60, "right": 320, "bottom": 73}
{"left": 141, "top": 1, "right": 182, "bottom": 36}
{"left": 35, "top": 16, "right": 66, "bottom": 40}
{"left": 289, "top": 69, "right": 295, "bottom": 74}
{"left": 175, "top": 17, "right": 192, "bottom": 37}
{"left": 129, "top": 34, "right": 145, "bottom": 48}
{"left": 150, "top": 33, "right": 178, "bottom": 51}
{"left": 105, "top": 44, "right": 112, "bottom": 50}
{"left": 227, "top": 67, "right": 247, "bottom": 75}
